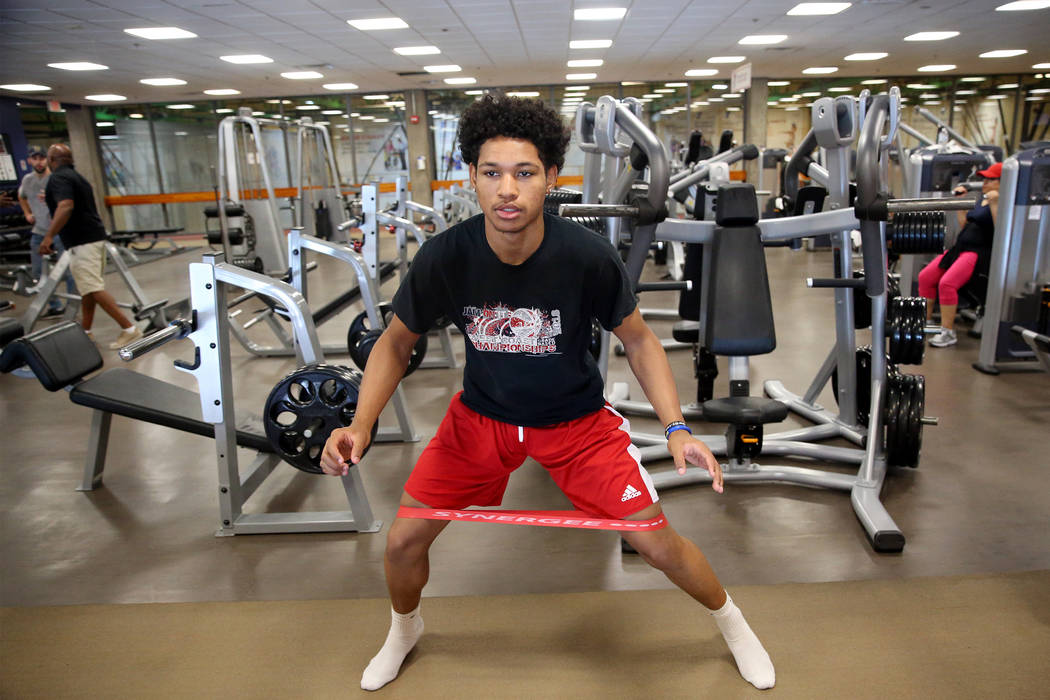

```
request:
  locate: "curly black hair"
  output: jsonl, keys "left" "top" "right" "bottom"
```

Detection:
{"left": 457, "top": 95, "right": 571, "bottom": 171}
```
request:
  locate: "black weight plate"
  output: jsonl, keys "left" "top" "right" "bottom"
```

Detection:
{"left": 895, "top": 374, "right": 913, "bottom": 465}
{"left": 347, "top": 302, "right": 394, "bottom": 344}
{"left": 404, "top": 332, "right": 429, "bottom": 376}
{"left": 884, "top": 374, "right": 902, "bottom": 461}
{"left": 349, "top": 329, "right": 382, "bottom": 371}
{"left": 910, "top": 375, "right": 926, "bottom": 467}
{"left": 263, "top": 363, "right": 373, "bottom": 474}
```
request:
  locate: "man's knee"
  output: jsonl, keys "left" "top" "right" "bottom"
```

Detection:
{"left": 623, "top": 529, "right": 685, "bottom": 571}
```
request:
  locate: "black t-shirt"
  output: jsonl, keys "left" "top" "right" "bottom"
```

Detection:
{"left": 393, "top": 213, "right": 637, "bottom": 426}
{"left": 940, "top": 202, "right": 995, "bottom": 274}
{"left": 44, "top": 164, "right": 108, "bottom": 249}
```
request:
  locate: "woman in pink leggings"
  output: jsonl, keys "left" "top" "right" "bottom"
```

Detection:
{"left": 919, "top": 162, "right": 1001, "bottom": 347}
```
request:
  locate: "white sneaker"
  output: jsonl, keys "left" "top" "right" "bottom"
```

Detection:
{"left": 930, "top": 328, "right": 957, "bottom": 348}
{"left": 109, "top": 325, "right": 143, "bottom": 350}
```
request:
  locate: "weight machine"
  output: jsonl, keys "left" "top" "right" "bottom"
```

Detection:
{"left": 562, "top": 89, "right": 974, "bottom": 552}
{"left": 973, "top": 145, "right": 1050, "bottom": 374}
{"left": 292, "top": 116, "right": 349, "bottom": 243}
{"left": 0, "top": 254, "right": 383, "bottom": 536}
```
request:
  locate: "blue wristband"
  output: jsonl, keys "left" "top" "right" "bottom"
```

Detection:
{"left": 665, "top": 423, "right": 692, "bottom": 440}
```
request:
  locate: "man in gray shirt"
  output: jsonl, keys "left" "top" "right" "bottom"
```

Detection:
{"left": 19, "top": 146, "right": 74, "bottom": 314}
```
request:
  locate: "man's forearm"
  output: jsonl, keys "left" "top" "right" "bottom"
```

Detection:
{"left": 45, "top": 201, "right": 73, "bottom": 239}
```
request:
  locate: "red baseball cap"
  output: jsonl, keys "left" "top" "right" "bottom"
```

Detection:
{"left": 976, "top": 162, "right": 1002, "bottom": 179}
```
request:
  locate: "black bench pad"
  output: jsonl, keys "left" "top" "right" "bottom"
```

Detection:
{"left": 70, "top": 368, "right": 272, "bottom": 453}
{"left": 0, "top": 317, "right": 24, "bottom": 349}
{"left": 0, "top": 321, "right": 102, "bottom": 388}
{"left": 703, "top": 396, "right": 788, "bottom": 424}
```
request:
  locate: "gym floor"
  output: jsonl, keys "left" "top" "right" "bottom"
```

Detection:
{"left": 1, "top": 239, "right": 1048, "bottom": 609}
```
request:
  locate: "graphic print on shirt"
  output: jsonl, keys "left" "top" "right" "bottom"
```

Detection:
{"left": 463, "top": 303, "right": 562, "bottom": 355}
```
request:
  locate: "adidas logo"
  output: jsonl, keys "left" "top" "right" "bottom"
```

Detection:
{"left": 621, "top": 484, "right": 642, "bottom": 502}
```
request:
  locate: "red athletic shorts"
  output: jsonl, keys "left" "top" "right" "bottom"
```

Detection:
{"left": 404, "top": 392, "right": 659, "bottom": 520}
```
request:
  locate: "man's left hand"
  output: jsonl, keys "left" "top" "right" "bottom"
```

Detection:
{"left": 668, "top": 431, "right": 724, "bottom": 493}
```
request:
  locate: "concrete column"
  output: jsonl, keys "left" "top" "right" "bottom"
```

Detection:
{"left": 64, "top": 104, "right": 113, "bottom": 229}
{"left": 743, "top": 78, "right": 768, "bottom": 185}
{"left": 403, "top": 90, "right": 434, "bottom": 206}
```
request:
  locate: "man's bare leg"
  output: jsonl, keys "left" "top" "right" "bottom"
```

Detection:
{"left": 622, "top": 504, "right": 775, "bottom": 689}
{"left": 361, "top": 493, "right": 447, "bottom": 691}
{"left": 88, "top": 290, "right": 134, "bottom": 329}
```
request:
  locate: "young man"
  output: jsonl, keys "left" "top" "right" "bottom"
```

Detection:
{"left": 320, "top": 96, "right": 774, "bottom": 692}
{"left": 18, "top": 146, "right": 75, "bottom": 315}
{"left": 39, "top": 144, "right": 142, "bottom": 348}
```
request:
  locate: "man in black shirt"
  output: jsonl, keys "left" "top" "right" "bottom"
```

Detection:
{"left": 321, "top": 96, "right": 774, "bottom": 691}
{"left": 39, "top": 144, "right": 142, "bottom": 348}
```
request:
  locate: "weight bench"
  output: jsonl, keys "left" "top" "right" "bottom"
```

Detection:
{"left": 0, "top": 321, "right": 272, "bottom": 492}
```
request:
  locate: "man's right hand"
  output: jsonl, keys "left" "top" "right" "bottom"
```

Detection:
{"left": 319, "top": 425, "right": 371, "bottom": 476}
{"left": 25, "top": 213, "right": 35, "bottom": 225}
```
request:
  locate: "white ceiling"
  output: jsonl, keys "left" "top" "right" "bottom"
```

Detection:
{"left": 1, "top": 0, "right": 1048, "bottom": 105}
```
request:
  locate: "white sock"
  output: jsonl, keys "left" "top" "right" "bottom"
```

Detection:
{"left": 711, "top": 594, "right": 775, "bottom": 689}
{"left": 360, "top": 606, "right": 424, "bottom": 691}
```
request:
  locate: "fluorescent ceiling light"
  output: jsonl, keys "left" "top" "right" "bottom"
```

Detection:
{"left": 358, "top": 115, "right": 375, "bottom": 120}
{"left": 49, "top": 62, "right": 108, "bottom": 71}
{"left": 786, "top": 107, "right": 800, "bottom": 111}
{"left": 906, "top": 83, "right": 936, "bottom": 89}
{"left": 787, "top": 3, "right": 851, "bottom": 15}
{"left": 465, "top": 90, "right": 484, "bottom": 95}
{"left": 251, "top": 111, "right": 265, "bottom": 116}
{"left": 220, "top": 54, "right": 272, "bottom": 64}
{"left": 998, "top": 83, "right": 1019, "bottom": 89}
{"left": 569, "top": 39, "right": 613, "bottom": 49}
{"left": 85, "top": 94, "right": 125, "bottom": 101}
{"left": 129, "top": 113, "right": 144, "bottom": 118}
{"left": 708, "top": 56, "right": 746, "bottom": 63}
{"left": 374, "top": 118, "right": 390, "bottom": 123}
{"left": 643, "top": 94, "right": 662, "bottom": 98}
{"left": 394, "top": 46, "right": 440, "bottom": 55}
{"left": 364, "top": 94, "right": 390, "bottom": 100}
{"left": 507, "top": 91, "right": 540, "bottom": 97}
{"left": 803, "top": 66, "right": 838, "bottom": 74}
{"left": 665, "top": 82, "right": 687, "bottom": 87}
{"left": 166, "top": 104, "right": 195, "bottom": 109}
{"left": 723, "top": 93, "right": 741, "bottom": 98}
{"left": 140, "top": 77, "right": 186, "bottom": 86}
{"left": 979, "top": 49, "right": 1027, "bottom": 58}
{"left": 95, "top": 121, "right": 114, "bottom": 127}
{"left": 712, "top": 83, "right": 729, "bottom": 89}
{"left": 215, "top": 108, "right": 234, "bottom": 113}
{"left": 565, "top": 85, "right": 590, "bottom": 90}
{"left": 348, "top": 18, "right": 408, "bottom": 30}
{"left": 996, "top": 1, "right": 1050, "bottom": 9}
{"left": 424, "top": 65, "right": 461, "bottom": 73}
{"left": 445, "top": 77, "right": 477, "bottom": 84}
{"left": 955, "top": 90, "right": 976, "bottom": 95}
{"left": 566, "top": 73, "right": 597, "bottom": 80}
{"left": 1, "top": 84, "right": 50, "bottom": 91}
{"left": 621, "top": 81, "right": 643, "bottom": 85}
{"left": 828, "top": 86, "right": 852, "bottom": 92}
{"left": 296, "top": 104, "right": 321, "bottom": 110}
{"left": 904, "top": 31, "right": 959, "bottom": 41}
{"left": 685, "top": 68, "right": 718, "bottom": 77}
{"left": 708, "top": 97, "right": 724, "bottom": 102}
{"left": 768, "top": 80, "right": 790, "bottom": 86}
{"left": 655, "top": 88, "right": 675, "bottom": 93}
{"left": 1031, "top": 88, "right": 1050, "bottom": 93}
{"left": 574, "top": 8, "right": 627, "bottom": 20}
{"left": 845, "top": 52, "right": 887, "bottom": 61}
{"left": 801, "top": 91, "right": 821, "bottom": 97}
{"left": 321, "top": 109, "right": 343, "bottom": 115}
{"left": 204, "top": 88, "right": 240, "bottom": 95}
{"left": 918, "top": 64, "right": 956, "bottom": 72}
{"left": 960, "top": 76, "right": 987, "bottom": 81}
{"left": 282, "top": 71, "right": 323, "bottom": 79}
{"left": 1033, "top": 63, "right": 1050, "bottom": 69}
{"left": 987, "top": 94, "right": 1008, "bottom": 99}
{"left": 727, "top": 106, "right": 741, "bottom": 111}
{"left": 323, "top": 82, "right": 359, "bottom": 90}
{"left": 862, "top": 78, "right": 888, "bottom": 84}
{"left": 124, "top": 27, "right": 197, "bottom": 40}
{"left": 919, "top": 93, "right": 940, "bottom": 99}
{"left": 568, "top": 59, "right": 603, "bottom": 67}
{"left": 739, "top": 35, "right": 787, "bottom": 45}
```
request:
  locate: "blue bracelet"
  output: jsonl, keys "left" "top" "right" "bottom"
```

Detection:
{"left": 665, "top": 423, "right": 692, "bottom": 440}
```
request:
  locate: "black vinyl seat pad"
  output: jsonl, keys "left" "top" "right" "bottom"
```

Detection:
{"left": 69, "top": 368, "right": 272, "bottom": 453}
{"left": 703, "top": 396, "right": 788, "bottom": 424}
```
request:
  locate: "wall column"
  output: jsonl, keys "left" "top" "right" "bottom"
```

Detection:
{"left": 743, "top": 78, "right": 768, "bottom": 185}
{"left": 64, "top": 104, "right": 112, "bottom": 228}
{"left": 403, "top": 90, "right": 434, "bottom": 206}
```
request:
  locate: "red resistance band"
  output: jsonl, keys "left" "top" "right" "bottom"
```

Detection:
{"left": 398, "top": 506, "right": 667, "bottom": 531}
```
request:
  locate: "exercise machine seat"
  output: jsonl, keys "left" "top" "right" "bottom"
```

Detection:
{"left": 0, "top": 317, "right": 24, "bottom": 349}
{"left": 70, "top": 369, "right": 272, "bottom": 453}
{"left": 0, "top": 321, "right": 102, "bottom": 389}
{"left": 671, "top": 320, "right": 700, "bottom": 344}
{"left": 703, "top": 396, "right": 788, "bottom": 425}
{"left": 1, "top": 321, "right": 271, "bottom": 453}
